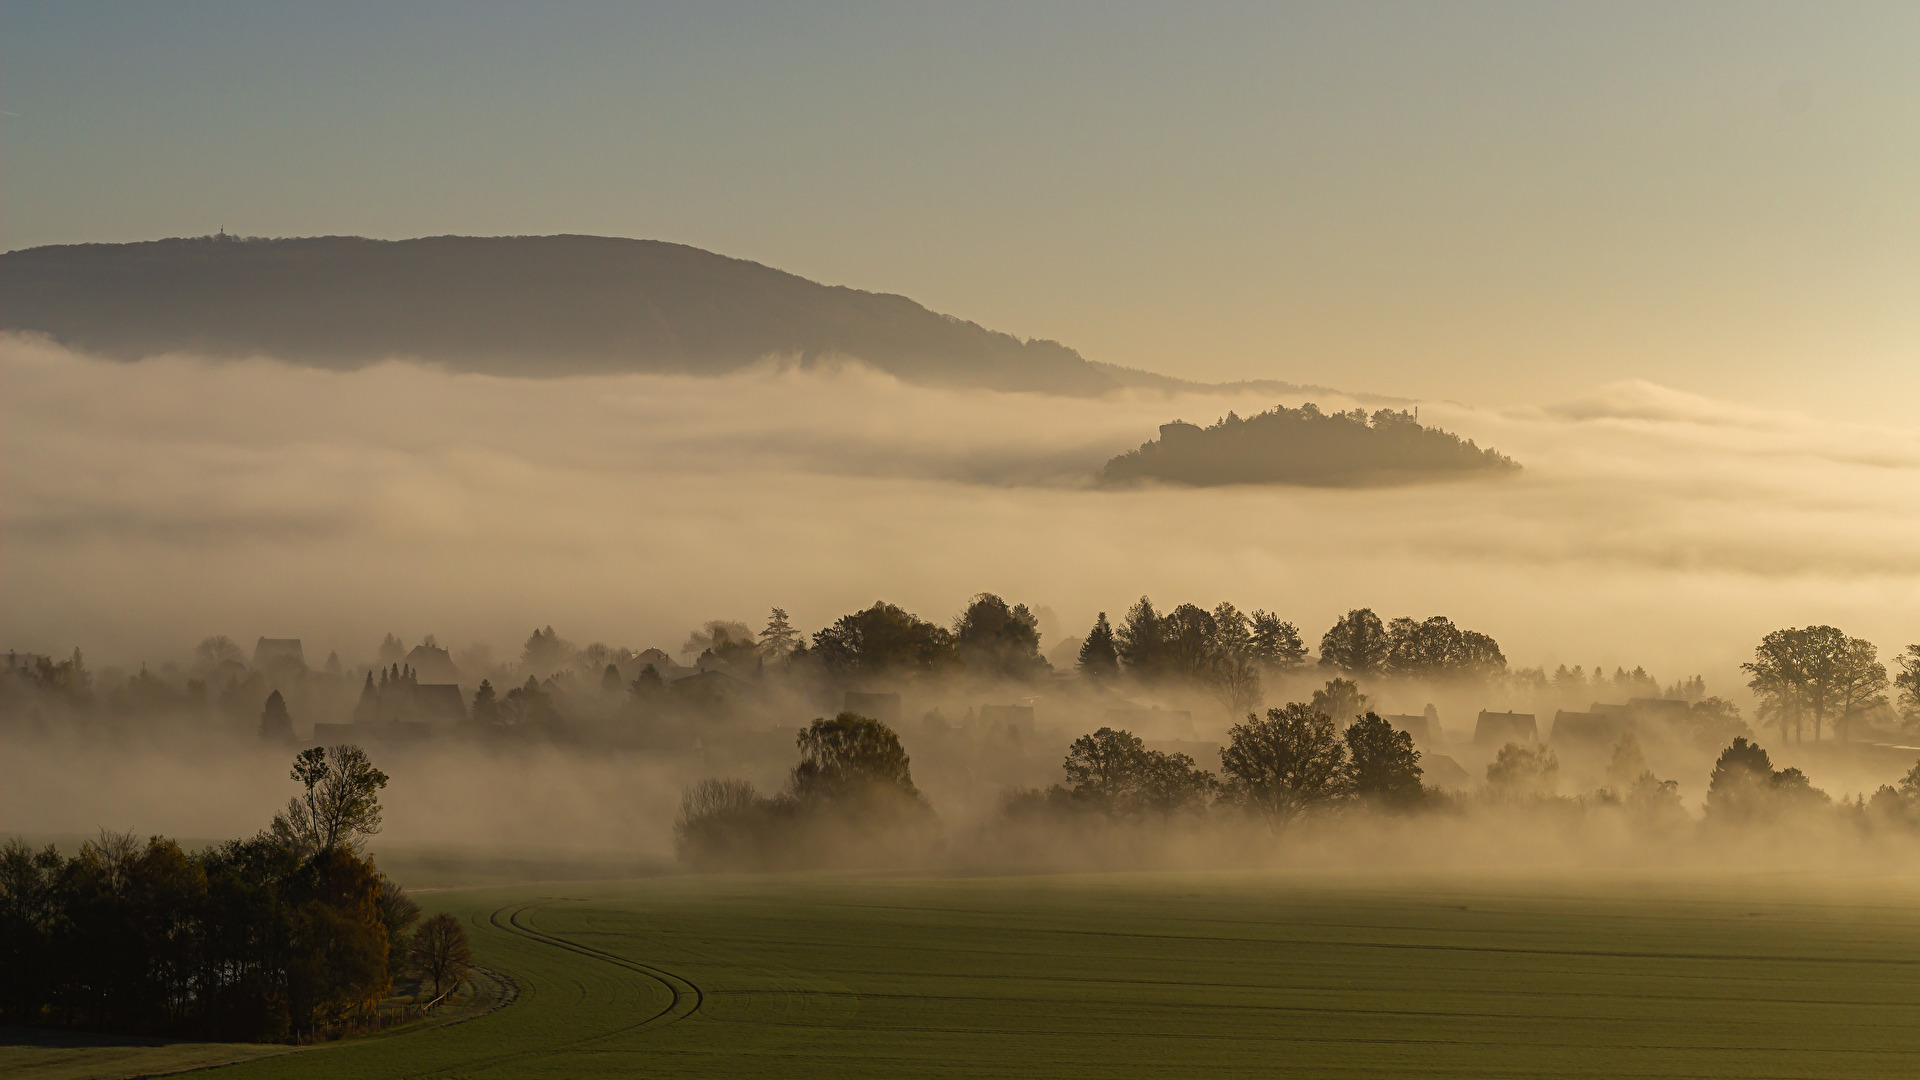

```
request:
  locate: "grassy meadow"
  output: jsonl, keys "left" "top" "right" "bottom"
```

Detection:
{"left": 14, "top": 869, "right": 1920, "bottom": 1079}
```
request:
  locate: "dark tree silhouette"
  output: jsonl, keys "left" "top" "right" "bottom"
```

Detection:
{"left": 0, "top": 828, "right": 401, "bottom": 1042}
{"left": 258, "top": 689, "right": 294, "bottom": 741}
{"left": 1344, "top": 713, "right": 1423, "bottom": 807}
{"left": 1219, "top": 703, "right": 1350, "bottom": 826}
{"left": 790, "top": 713, "right": 918, "bottom": 802}
{"left": 627, "top": 666, "right": 665, "bottom": 702}
{"left": 1077, "top": 612, "right": 1121, "bottom": 682}
{"left": 1249, "top": 611, "right": 1308, "bottom": 670}
{"left": 1114, "top": 596, "right": 1167, "bottom": 679}
{"left": 1136, "top": 748, "right": 1219, "bottom": 814}
{"left": 470, "top": 679, "right": 499, "bottom": 725}
{"left": 271, "top": 745, "right": 389, "bottom": 856}
{"left": 195, "top": 635, "right": 244, "bottom": 669}
{"left": 1310, "top": 678, "right": 1368, "bottom": 725}
{"left": 1744, "top": 626, "right": 1889, "bottom": 742}
{"left": 1898, "top": 645, "right": 1920, "bottom": 725}
{"left": 1485, "top": 743, "right": 1559, "bottom": 801}
{"left": 1160, "top": 604, "right": 1217, "bottom": 682}
{"left": 1705, "top": 736, "right": 1830, "bottom": 821}
{"left": 1685, "top": 697, "right": 1749, "bottom": 749}
{"left": 377, "top": 879, "right": 421, "bottom": 961}
{"left": 672, "top": 779, "right": 774, "bottom": 867}
{"left": 1319, "top": 609, "right": 1390, "bottom": 675}
{"left": 1205, "top": 602, "right": 1263, "bottom": 716}
{"left": 1099, "top": 403, "right": 1520, "bottom": 487}
{"left": 1382, "top": 616, "right": 1505, "bottom": 679}
{"left": 1063, "top": 727, "right": 1216, "bottom": 815}
{"left": 501, "top": 676, "right": 560, "bottom": 727}
{"left": 759, "top": 607, "right": 802, "bottom": 660}
{"left": 953, "top": 593, "right": 1050, "bottom": 680}
{"left": 684, "top": 620, "right": 757, "bottom": 669}
{"left": 519, "top": 626, "right": 574, "bottom": 674}
{"left": 811, "top": 602, "right": 956, "bottom": 681}
{"left": 407, "top": 914, "right": 471, "bottom": 999}
{"left": 1063, "top": 727, "right": 1150, "bottom": 810}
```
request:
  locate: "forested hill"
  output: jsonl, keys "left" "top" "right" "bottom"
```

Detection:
{"left": 0, "top": 234, "right": 1132, "bottom": 393}
{"left": 1101, "top": 405, "right": 1521, "bottom": 487}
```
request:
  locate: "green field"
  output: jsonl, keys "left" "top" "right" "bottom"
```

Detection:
{"left": 14, "top": 869, "right": 1920, "bottom": 1079}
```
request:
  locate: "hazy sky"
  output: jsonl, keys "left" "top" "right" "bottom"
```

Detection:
{"left": 3, "top": 3, "right": 1916, "bottom": 417}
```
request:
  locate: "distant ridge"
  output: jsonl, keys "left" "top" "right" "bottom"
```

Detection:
{"left": 0, "top": 234, "right": 1368, "bottom": 399}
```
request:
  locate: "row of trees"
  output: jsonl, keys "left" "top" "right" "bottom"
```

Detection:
{"left": 579, "top": 597, "right": 1501, "bottom": 698}
{"left": 0, "top": 746, "right": 469, "bottom": 1041}
{"left": 1071, "top": 602, "right": 1505, "bottom": 718}
{"left": 1031, "top": 708, "right": 1426, "bottom": 823}
{"left": 1744, "top": 626, "right": 1920, "bottom": 742}
{"left": 675, "top": 701, "right": 1431, "bottom": 872}
{"left": 1315, "top": 609, "right": 1506, "bottom": 680}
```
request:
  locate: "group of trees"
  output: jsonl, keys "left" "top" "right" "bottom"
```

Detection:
{"left": 1744, "top": 626, "right": 1900, "bottom": 742}
{"left": 798, "top": 595, "right": 1050, "bottom": 684}
{"left": 467, "top": 676, "right": 561, "bottom": 729}
{"left": 1098, "top": 403, "right": 1519, "bottom": 487}
{"left": 673, "top": 712, "right": 937, "bottom": 869}
{"left": 1071, "top": 601, "right": 1503, "bottom": 718}
{"left": 1316, "top": 609, "right": 1506, "bottom": 680}
{"left": 1076, "top": 599, "right": 1308, "bottom": 715}
{"left": 0, "top": 746, "right": 469, "bottom": 1041}
{"left": 1704, "top": 738, "right": 1829, "bottom": 821}
{"left": 1024, "top": 707, "right": 1425, "bottom": 826}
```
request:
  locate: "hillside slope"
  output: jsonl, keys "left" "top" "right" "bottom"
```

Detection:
{"left": 0, "top": 234, "right": 1123, "bottom": 394}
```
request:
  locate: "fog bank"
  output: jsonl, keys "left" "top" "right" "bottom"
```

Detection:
{"left": 3, "top": 335, "right": 1915, "bottom": 687}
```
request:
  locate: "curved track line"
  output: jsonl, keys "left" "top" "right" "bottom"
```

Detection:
{"left": 498, "top": 900, "right": 705, "bottom": 1035}
{"left": 389, "top": 902, "right": 702, "bottom": 1078}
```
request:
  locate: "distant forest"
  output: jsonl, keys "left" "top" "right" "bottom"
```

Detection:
{"left": 0, "top": 234, "right": 1328, "bottom": 400}
{"left": 1100, "top": 405, "right": 1520, "bottom": 487}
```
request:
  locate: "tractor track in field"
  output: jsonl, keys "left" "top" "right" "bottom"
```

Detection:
{"left": 392, "top": 901, "right": 702, "bottom": 1078}
{"left": 496, "top": 899, "right": 705, "bottom": 1034}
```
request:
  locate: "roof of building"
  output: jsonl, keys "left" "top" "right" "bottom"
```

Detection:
{"left": 253, "top": 637, "right": 306, "bottom": 668}
{"left": 404, "top": 644, "right": 460, "bottom": 683}
{"left": 411, "top": 683, "right": 467, "bottom": 722}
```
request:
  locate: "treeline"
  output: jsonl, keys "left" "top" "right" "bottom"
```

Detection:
{"left": 8, "top": 596, "right": 1917, "bottom": 752}
{"left": 1743, "top": 627, "right": 1918, "bottom": 743}
{"left": 679, "top": 696, "right": 1920, "bottom": 873}
{"left": 1011, "top": 707, "right": 1426, "bottom": 824}
{"left": 0, "top": 746, "right": 469, "bottom": 1042}
{"left": 1100, "top": 404, "right": 1520, "bottom": 487}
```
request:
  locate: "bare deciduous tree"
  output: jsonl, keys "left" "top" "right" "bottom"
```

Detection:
{"left": 407, "top": 913, "right": 471, "bottom": 999}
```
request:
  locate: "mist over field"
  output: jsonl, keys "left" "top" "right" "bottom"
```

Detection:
{"left": 5, "top": 333, "right": 1918, "bottom": 863}
{"left": 5, "top": 333, "right": 1916, "bottom": 679}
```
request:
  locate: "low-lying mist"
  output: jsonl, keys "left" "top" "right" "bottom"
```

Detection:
{"left": 4, "top": 335, "right": 1914, "bottom": 683}
{"left": 4, "top": 334, "right": 1919, "bottom": 876}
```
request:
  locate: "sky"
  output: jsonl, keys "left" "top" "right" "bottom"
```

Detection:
{"left": 3, "top": 2, "right": 1917, "bottom": 418}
